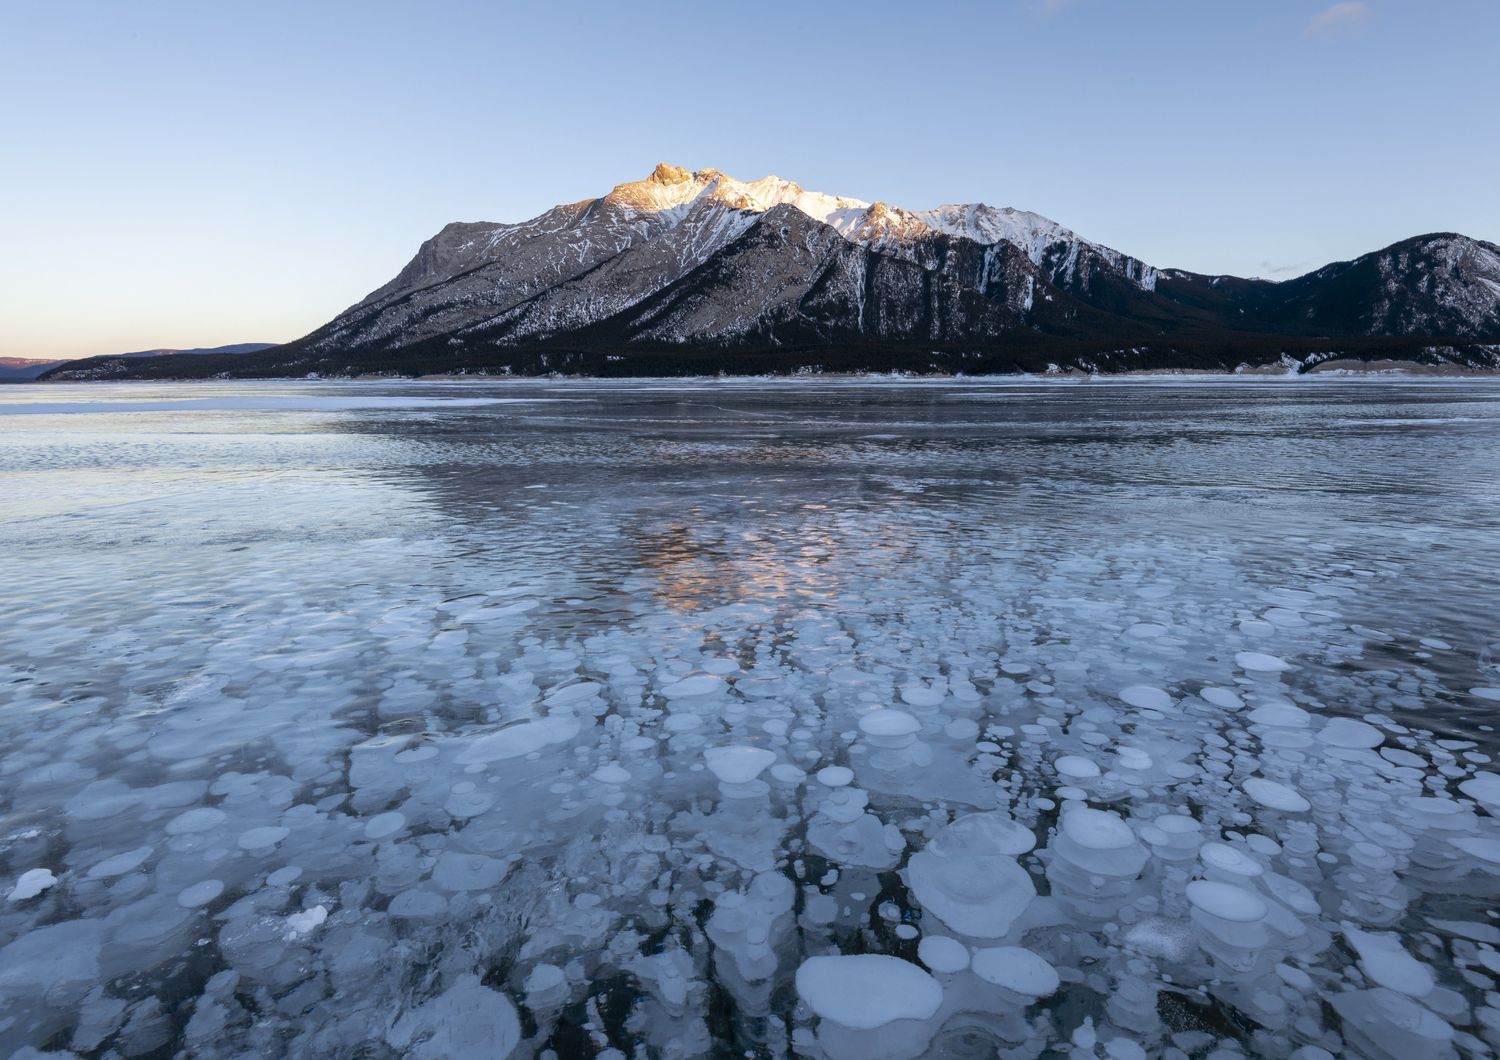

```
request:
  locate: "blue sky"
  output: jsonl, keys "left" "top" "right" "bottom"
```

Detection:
{"left": 3, "top": 0, "right": 1497, "bottom": 359}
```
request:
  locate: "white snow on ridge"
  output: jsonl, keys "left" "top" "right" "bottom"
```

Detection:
{"left": 431, "top": 164, "right": 1162, "bottom": 299}
{"left": 916, "top": 203, "right": 1075, "bottom": 261}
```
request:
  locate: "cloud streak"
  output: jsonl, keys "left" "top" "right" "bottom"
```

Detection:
{"left": 1256, "top": 260, "right": 1314, "bottom": 278}
{"left": 1305, "top": 2, "right": 1370, "bottom": 36}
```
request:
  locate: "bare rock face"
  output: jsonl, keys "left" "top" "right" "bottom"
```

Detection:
{"left": 649, "top": 161, "right": 692, "bottom": 185}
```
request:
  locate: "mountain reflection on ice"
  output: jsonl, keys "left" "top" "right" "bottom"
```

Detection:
{"left": 2, "top": 378, "right": 1500, "bottom": 1058}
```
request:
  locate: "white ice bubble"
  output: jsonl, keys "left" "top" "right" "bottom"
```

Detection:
{"left": 1056, "top": 755, "right": 1101, "bottom": 780}
{"left": 1248, "top": 703, "right": 1310, "bottom": 728}
{"left": 87, "top": 846, "right": 153, "bottom": 879}
{"left": 1343, "top": 926, "right": 1435, "bottom": 997}
{"left": 455, "top": 717, "right": 581, "bottom": 764}
{"left": 1200, "top": 841, "right": 1264, "bottom": 880}
{"left": 1459, "top": 773, "right": 1500, "bottom": 811}
{"left": 284, "top": 905, "right": 327, "bottom": 939}
{"left": 1264, "top": 608, "right": 1308, "bottom": 628}
{"left": 917, "top": 935, "right": 969, "bottom": 973}
{"left": 1062, "top": 807, "right": 1136, "bottom": 850}
{"left": 1449, "top": 836, "right": 1500, "bottom": 867}
{"left": 900, "top": 683, "right": 946, "bottom": 708}
{"left": 525, "top": 962, "right": 566, "bottom": 996}
{"left": 795, "top": 954, "right": 942, "bottom": 1029}
{"left": 1236, "top": 651, "right": 1292, "bottom": 673}
{"left": 237, "top": 826, "right": 291, "bottom": 851}
{"left": 433, "top": 853, "right": 511, "bottom": 892}
{"left": 1317, "top": 718, "right": 1384, "bottom": 749}
{"left": 545, "top": 681, "right": 602, "bottom": 708}
{"left": 1185, "top": 880, "right": 1267, "bottom": 922}
{"left": 859, "top": 710, "right": 921, "bottom": 738}
{"left": 660, "top": 674, "right": 724, "bottom": 699}
{"left": 176, "top": 879, "right": 224, "bottom": 909}
{"left": 7, "top": 868, "right": 56, "bottom": 902}
{"left": 1243, "top": 777, "right": 1311, "bottom": 813}
{"left": 1470, "top": 688, "right": 1500, "bottom": 702}
{"left": 909, "top": 814, "right": 1037, "bottom": 938}
{"left": 1380, "top": 748, "right": 1425, "bottom": 768}
{"left": 386, "top": 974, "right": 521, "bottom": 1059}
{"left": 364, "top": 812, "right": 407, "bottom": 840}
{"left": 1199, "top": 686, "right": 1244, "bottom": 710}
{"left": 816, "top": 766, "right": 854, "bottom": 788}
{"left": 1119, "top": 686, "right": 1172, "bottom": 711}
{"left": 389, "top": 890, "right": 447, "bottom": 920}
{"left": 164, "top": 807, "right": 228, "bottom": 835}
{"left": 970, "top": 946, "right": 1060, "bottom": 997}
{"left": 703, "top": 746, "right": 776, "bottom": 785}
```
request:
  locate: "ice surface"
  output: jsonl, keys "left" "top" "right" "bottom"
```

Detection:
{"left": 2, "top": 378, "right": 1499, "bottom": 1057}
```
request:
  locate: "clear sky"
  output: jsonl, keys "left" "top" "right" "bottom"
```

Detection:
{"left": 3, "top": 1, "right": 1497, "bottom": 360}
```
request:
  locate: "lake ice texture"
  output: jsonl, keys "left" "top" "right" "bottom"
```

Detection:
{"left": 2, "top": 377, "right": 1500, "bottom": 1059}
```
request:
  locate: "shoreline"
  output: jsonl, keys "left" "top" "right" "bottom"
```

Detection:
{"left": 16, "top": 362, "right": 1500, "bottom": 386}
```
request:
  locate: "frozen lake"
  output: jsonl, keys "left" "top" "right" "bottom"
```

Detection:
{"left": 2, "top": 377, "right": 1500, "bottom": 1058}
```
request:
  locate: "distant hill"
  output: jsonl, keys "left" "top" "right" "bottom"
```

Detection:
{"left": 28, "top": 343, "right": 276, "bottom": 382}
{"left": 0, "top": 357, "right": 67, "bottom": 382}
{"left": 113, "top": 343, "right": 278, "bottom": 359}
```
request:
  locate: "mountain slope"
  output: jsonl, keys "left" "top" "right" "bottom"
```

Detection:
{"left": 114, "top": 342, "right": 278, "bottom": 358}
{"left": 31, "top": 343, "right": 277, "bottom": 381}
{"left": 0, "top": 357, "right": 67, "bottom": 382}
{"left": 39, "top": 165, "right": 1500, "bottom": 380}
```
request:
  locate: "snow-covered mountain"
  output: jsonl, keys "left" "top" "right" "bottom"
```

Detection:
{"left": 43, "top": 165, "right": 1500, "bottom": 379}
{"left": 293, "top": 163, "right": 1167, "bottom": 358}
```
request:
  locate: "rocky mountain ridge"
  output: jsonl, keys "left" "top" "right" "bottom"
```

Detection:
{"left": 43, "top": 165, "right": 1500, "bottom": 379}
